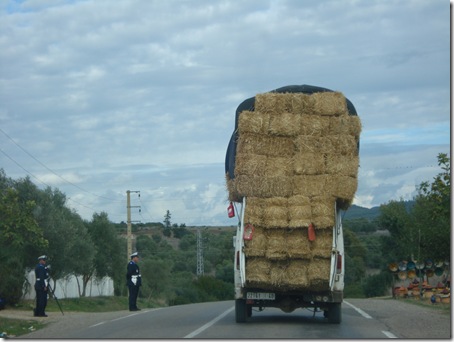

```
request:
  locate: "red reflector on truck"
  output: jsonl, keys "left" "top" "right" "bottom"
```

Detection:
{"left": 336, "top": 254, "right": 342, "bottom": 274}
{"left": 243, "top": 223, "right": 254, "bottom": 240}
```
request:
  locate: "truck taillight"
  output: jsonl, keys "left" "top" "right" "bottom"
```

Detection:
{"left": 236, "top": 251, "right": 240, "bottom": 270}
{"left": 336, "top": 254, "right": 342, "bottom": 274}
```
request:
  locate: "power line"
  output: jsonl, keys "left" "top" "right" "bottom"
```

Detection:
{"left": 0, "top": 127, "right": 120, "bottom": 202}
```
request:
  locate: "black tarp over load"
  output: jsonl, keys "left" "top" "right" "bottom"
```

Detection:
{"left": 225, "top": 84, "right": 361, "bottom": 290}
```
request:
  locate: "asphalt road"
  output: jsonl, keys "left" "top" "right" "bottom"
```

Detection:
{"left": 12, "top": 298, "right": 452, "bottom": 339}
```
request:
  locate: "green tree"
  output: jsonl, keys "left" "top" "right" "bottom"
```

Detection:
{"left": 412, "top": 153, "right": 450, "bottom": 261}
{"left": 164, "top": 210, "right": 171, "bottom": 228}
{"left": 0, "top": 187, "right": 48, "bottom": 304}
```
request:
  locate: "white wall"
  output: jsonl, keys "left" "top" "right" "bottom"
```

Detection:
{"left": 23, "top": 270, "right": 114, "bottom": 300}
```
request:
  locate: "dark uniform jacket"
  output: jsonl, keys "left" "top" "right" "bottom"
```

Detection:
{"left": 126, "top": 261, "right": 142, "bottom": 287}
{"left": 34, "top": 264, "right": 49, "bottom": 291}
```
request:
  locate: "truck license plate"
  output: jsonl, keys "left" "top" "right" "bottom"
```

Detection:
{"left": 247, "top": 292, "right": 275, "bottom": 300}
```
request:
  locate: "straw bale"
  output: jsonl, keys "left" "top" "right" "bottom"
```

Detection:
{"left": 293, "top": 151, "right": 326, "bottom": 175}
{"left": 295, "top": 135, "right": 335, "bottom": 154}
{"left": 268, "top": 112, "right": 301, "bottom": 137}
{"left": 287, "top": 229, "right": 312, "bottom": 259}
{"left": 225, "top": 172, "right": 242, "bottom": 203}
{"left": 285, "top": 260, "right": 310, "bottom": 289}
{"left": 238, "top": 110, "right": 269, "bottom": 134}
{"left": 266, "top": 229, "right": 288, "bottom": 260}
{"left": 348, "top": 115, "right": 362, "bottom": 137}
{"left": 311, "top": 92, "right": 348, "bottom": 116}
{"left": 288, "top": 195, "right": 312, "bottom": 228}
{"left": 307, "top": 257, "right": 331, "bottom": 290}
{"left": 290, "top": 93, "right": 315, "bottom": 115}
{"left": 328, "top": 135, "right": 358, "bottom": 156}
{"left": 300, "top": 115, "right": 330, "bottom": 136}
{"left": 269, "top": 261, "right": 290, "bottom": 288}
{"left": 244, "top": 226, "right": 267, "bottom": 257}
{"left": 288, "top": 194, "right": 311, "bottom": 206}
{"left": 246, "top": 257, "right": 271, "bottom": 285}
{"left": 262, "top": 197, "right": 288, "bottom": 228}
{"left": 236, "top": 133, "right": 266, "bottom": 156}
{"left": 311, "top": 196, "right": 335, "bottom": 221}
{"left": 255, "top": 93, "right": 287, "bottom": 115}
{"left": 325, "top": 154, "right": 359, "bottom": 177}
{"left": 234, "top": 153, "right": 267, "bottom": 177}
{"left": 312, "top": 215, "right": 335, "bottom": 229}
{"left": 266, "top": 156, "right": 293, "bottom": 177}
{"left": 236, "top": 175, "right": 294, "bottom": 198}
{"left": 328, "top": 115, "right": 352, "bottom": 135}
{"left": 244, "top": 198, "right": 263, "bottom": 226}
{"left": 326, "top": 175, "right": 358, "bottom": 201}
{"left": 311, "top": 228, "right": 333, "bottom": 258}
{"left": 292, "top": 175, "right": 327, "bottom": 197}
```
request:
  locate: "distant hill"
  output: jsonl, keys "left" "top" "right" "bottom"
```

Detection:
{"left": 342, "top": 204, "right": 381, "bottom": 220}
{"left": 342, "top": 200, "right": 415, "bottom": 221}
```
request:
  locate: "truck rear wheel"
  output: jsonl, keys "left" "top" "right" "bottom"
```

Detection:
{"left": 327, "top": 303, "right": 342, "bottom": 324}
{"left": 235, "top": 299, "right": 248, "bottom": 323}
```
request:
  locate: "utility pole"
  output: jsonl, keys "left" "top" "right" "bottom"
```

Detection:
{"left": 127, "top": 190, "right": 141, "bottom": 261}
{"left": 196, "top": 227, "right": 204, "bottom": 276}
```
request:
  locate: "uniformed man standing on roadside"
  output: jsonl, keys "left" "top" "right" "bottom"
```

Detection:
{"left": 34, "top": 255, "right": 49, "bottom": 317}
{"left": 126, "top": 252, "right": 142, "bottom": 311}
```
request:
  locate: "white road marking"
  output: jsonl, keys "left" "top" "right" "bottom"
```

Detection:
{"left": 343, "top": 300, "right": 372, "bottom": 319}
{"left": 382, "top": 330, "right": 398, "bottom": 338}
{"left": 184, "top": 306, "right": 235, "bottom": 338}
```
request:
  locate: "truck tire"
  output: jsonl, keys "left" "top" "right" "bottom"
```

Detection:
{"left": 327, "top": 303, "right": 342, "bottom": 324}
{"left": 235, "top": 299, "right": 248, "bottom": 323}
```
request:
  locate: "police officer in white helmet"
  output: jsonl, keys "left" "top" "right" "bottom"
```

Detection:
{"left": 126, "top": 252, "right": 142, "bottom": 311}
{"left": 34, "top": 255, "right": 49, "bottom": 317}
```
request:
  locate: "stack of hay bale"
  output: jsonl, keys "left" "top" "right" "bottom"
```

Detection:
{"left": 226, "top": 90, "right": 361, "bottom": 291}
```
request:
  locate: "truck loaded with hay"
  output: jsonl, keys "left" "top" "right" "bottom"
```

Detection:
{"left": 225, "top": 85, "right": 361, "bottom": 324}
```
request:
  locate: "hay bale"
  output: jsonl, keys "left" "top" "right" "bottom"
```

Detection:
{"left": 244, "top": 198, "right": 264, "bottom": 226}
{"left": 295, "top": 135, "right": 335, "bottom": 154}
{"left": 246, "top": 257, "right": 271, "bottom": 285}
{"left": 329, "top": 115, "right": 352, "bottom": 135}
{"left": 325, "top": 154, "right": 359, "bottom": 177}
{"left": 348, "top": 115, "right": 362, "bottom": 137}
{"left": 236, "top": 133, "right": 266, "bottom": 156}
{"left": 265, "top": 156, "right": 293, "bottom": 177}
{"left": 262, "top": 197, "right": 289, "bottom": 228}
{"left": 234, "top": 153, "right": 267, "bottom": 177}
{"left": 255, "top": 93, "right": 287, "bottom": 115}
{"left": 328, "top": 135, "right": 358, "bottom": 156}
{"left": 225, "top": 172, "right": 242, "bottom": 203}
{"left": 293, "top": 151, "right": 326, "bottom": 175}
{"left": 288, "top": 195, "right": 312, "bottom": 228}
{"left": 307, "top": 257, "right": 331, "bottom": 290}
{"left": 244, "top": 226, "right": 267, "bottom": 257}
{"left": 311, "top": 196, "right": 335, "bottom": 225}
{"left": 287, "top": 229, "right": 312, "bottom": 259}
{"left": 268, "top": 112, "right": 301, "bottom": 137}
{"left": 269, "top": 261, "right": 290, "bottom": 288}
{"left": 326, "top": 175, "right": 358, "bottom": 202}
{"left": 266, "top": 229, "right": 287, "bottom": 260}
{"left": 300, "top": 115, "right": 330, "bottom": 136}
{"left": 238, "top": 110, "right": 269, "bottom": 134}
{"left": 285, "top": 260, "right": 310, "bottom": 289}
{"left": 291, "top": 94, "right": 315, "bottom": 115}
{"left": 311, "top": 92, "right": 348, "bottom": 116}
{"left": 292, "top": 175, "right": 327, "bottom": 197}
{"left": 311, "top": 228, "right": 333, "bottom": 258}
{"left": 236, "top": 175, "right": 294, "bottom": 198}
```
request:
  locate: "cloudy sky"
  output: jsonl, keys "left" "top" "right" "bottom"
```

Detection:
{"left": 0, "top": 0, "right": 450, "bottom": 226}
